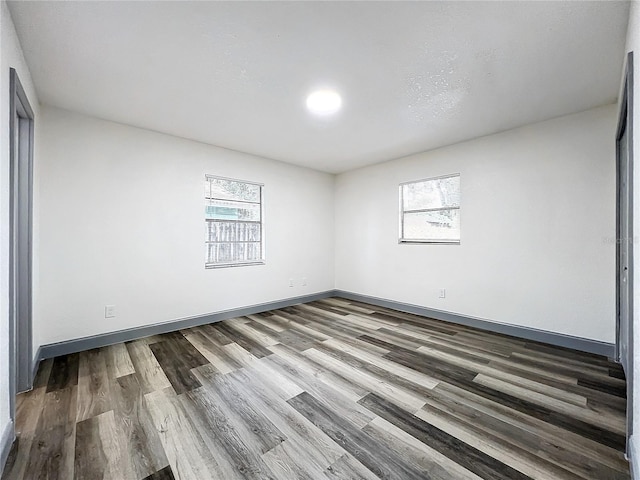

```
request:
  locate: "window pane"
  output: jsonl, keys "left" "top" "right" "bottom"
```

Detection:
{"left": 234, "top": 242, "right": 262, "bottom": 262}
{"left": 206, "top": 221, "right": 261, "bottom": 243}
{"left": 205, "top": 175, "right": 264, "bottom": 267}
{"left": 206, "top": 241, "right": 262, "bottom": 264}
{"left": 402, "top": 175, "right": 460, "bottom": 211}
{"left": 205, "top": 199, "right": 261, "bottom": 221}
{"left": 206, "top": 242, "right": 233, "bottom": 264}
{"left": 207, "top": 177, "right": 260, "bottom": 203}
{"left": 402, "top": 209, "right": 460, "bottom": 241}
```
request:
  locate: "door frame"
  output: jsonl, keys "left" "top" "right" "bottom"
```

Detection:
{"left": 616, "top": 51, "right": 634, "bottom": 453}
{"left": 8, "top": 68, "right": 35, "bottom": 421}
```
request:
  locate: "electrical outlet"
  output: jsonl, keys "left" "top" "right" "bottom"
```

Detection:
{"left": 302, "top": 277, "right": 307, "bottom": 286}
{"left": 439, "top": 289, "right": 446, "bottom": 299}
{"left": 105, "top": 305, "right": 116, "bottom": 318}
{"left": 289, "top": 278, "right": 294, "bottom": 287}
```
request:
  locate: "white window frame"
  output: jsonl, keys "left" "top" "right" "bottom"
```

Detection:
{"left": 205, "top": 175, "right": 265, "bottom": 268}
{"left": 399, "top": 173, "right": 461, "bottom": 244}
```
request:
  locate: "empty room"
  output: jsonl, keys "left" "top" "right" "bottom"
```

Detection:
{"left": 0, "top": 0, "right": 638, "bottom": 479}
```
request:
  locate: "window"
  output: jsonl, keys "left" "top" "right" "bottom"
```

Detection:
{"left": 205, "top": 175, "right": 264, "bottom": 267}
{"left": 399, "top": 174, "right": 460, "bottom": 244}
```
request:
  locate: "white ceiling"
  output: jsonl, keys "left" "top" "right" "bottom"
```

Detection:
{"left": 8, "top": 1, "right": 630, "bottom": 173}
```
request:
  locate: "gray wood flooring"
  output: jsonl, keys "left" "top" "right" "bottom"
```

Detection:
{"left": 1, "top": 297, "right": 630, "bottom": 479}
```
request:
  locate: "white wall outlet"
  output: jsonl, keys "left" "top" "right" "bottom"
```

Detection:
{"left": 439, "top": 289, "right": 446, "bottom": 299}
{"left": 302, "top": 277, "right": 307, "bottom": 286}
{"left": 105, "top": 305, "right": 116, "bottom": 318}
{"left": 289, "top": 278, "right": 294, "bottom": 287}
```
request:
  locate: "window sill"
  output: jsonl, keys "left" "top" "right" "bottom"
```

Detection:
{"left": 399, "top": 239, "right": 460, "bottom": 245}
{"left": 206, "top": 261, "right": 266, "bottom": 269}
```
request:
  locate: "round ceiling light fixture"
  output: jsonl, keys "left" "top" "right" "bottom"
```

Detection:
{"left": 306, "top": 89, "right": 342, "bottom": 116}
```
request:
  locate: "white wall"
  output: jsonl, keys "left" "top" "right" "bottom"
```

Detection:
{"left": 335, "top": 105, "right": 617, "bottom": 343}
{"left": 625, "top": 0, "right": 640, "bottom": 474}
{"left": 37, "top": 106, "right": 334, "bottom": 346}
{"left": 0, "top": 0, "right": 39, "bottom": 459}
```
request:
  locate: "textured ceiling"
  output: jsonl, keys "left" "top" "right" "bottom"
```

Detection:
{"left": 8, "top": 1, "right": 630, "bottom": 173}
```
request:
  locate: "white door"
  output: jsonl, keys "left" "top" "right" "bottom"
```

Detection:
{"left": 618, "top": 122, "right": 630, "bottom": 372}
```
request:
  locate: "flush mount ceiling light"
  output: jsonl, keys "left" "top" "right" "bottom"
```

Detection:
{"left": 306, "top": 89, "right": 342, "bottom": 116}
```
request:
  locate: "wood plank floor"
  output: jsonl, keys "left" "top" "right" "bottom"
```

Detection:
{"left": 2, "top": 297, "right": 630, "bottom": 480}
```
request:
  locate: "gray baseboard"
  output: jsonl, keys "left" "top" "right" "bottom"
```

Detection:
{"left": 31, "top": 347, "right": 41, "bottom": 387}
{"left": 38, "top": 291, "right": 335, "bottom": 360}
{"left": 334, "top": 290, "right": 616, "bottom": 357}
{"left": 0, "top": 420, "right": 14, "bottom": 477}
{"left": 36, "top": 288, "right": 616, "bottom": 362}
{"left": 631, "top": 435, "right": 639, "bottom": 480}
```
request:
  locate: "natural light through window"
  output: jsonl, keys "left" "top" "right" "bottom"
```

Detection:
{"left": 205, "top": 175, "right": 264, "bottom": 267}
{"left": 399, "top": 174, "right": 460, "bottom": 244}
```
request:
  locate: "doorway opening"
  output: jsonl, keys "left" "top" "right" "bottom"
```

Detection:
{"left": 616, "top": 51, "right": 634, "bottom": 454}
{"left": 8, "top": 68, "right": 35, "bottom": 423}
